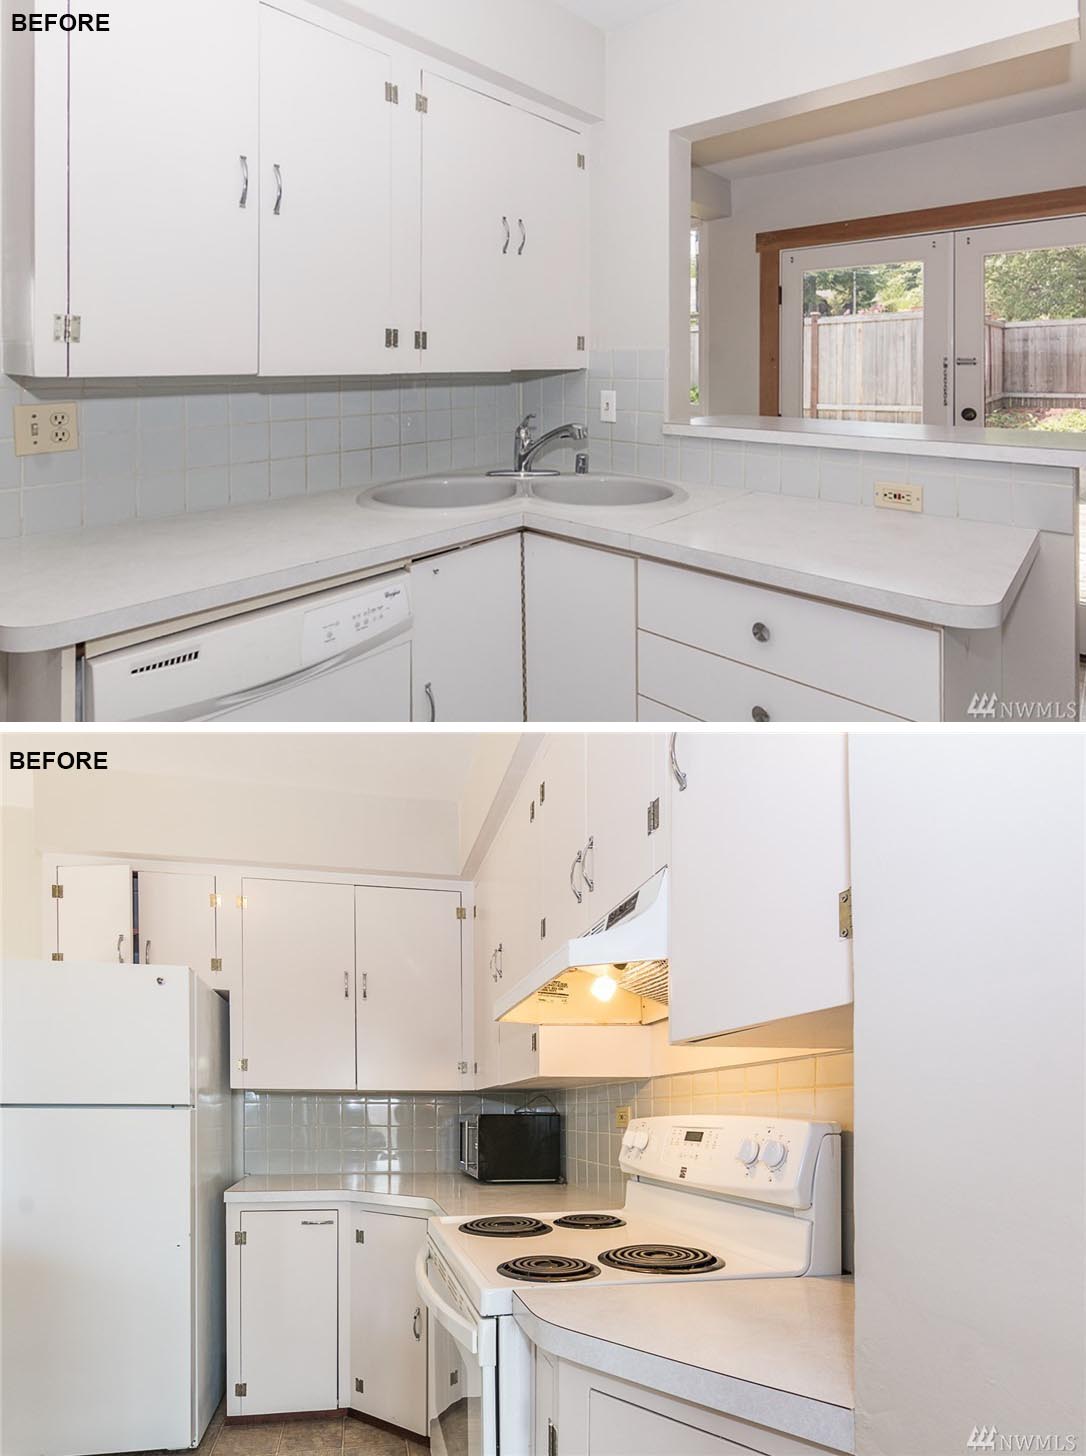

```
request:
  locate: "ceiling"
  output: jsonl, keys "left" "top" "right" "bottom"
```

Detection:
{"left": 3, "top": 733, "right": 489, "bottom": 803}
{"left": 550, "top": 0, "right": 673, "bottom": 31}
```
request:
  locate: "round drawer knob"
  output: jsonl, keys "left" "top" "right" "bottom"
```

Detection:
{"left": 751, "top": 621, "right": 770, "bottom": 644}
{"left": 751, "top": 706, "right": 771, "bottom": 723}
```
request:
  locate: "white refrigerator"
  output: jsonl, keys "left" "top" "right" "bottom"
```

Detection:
{"left": 0, "top": 959, "right": 232, "bottom": 1456}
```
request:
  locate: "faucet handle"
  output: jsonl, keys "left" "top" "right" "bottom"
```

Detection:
{"left": 518, "top": 413, "right": 537, "bottom": 437}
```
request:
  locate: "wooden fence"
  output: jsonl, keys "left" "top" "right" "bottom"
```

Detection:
{"left": 804, "top": 312, "right": 1086, "bottom": 420}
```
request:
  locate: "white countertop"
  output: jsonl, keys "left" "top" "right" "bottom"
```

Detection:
{"left": 515, "top": 1276, "right": 855, "bottom": 1454}
{"left": 224, "top": 1171, "right": 611, "bottom": 1217}
{"left": 0, "top": 475, "right": 1040, "bottom": 651}
{"left": 672, "top": 414, "right": 1086, "bottom": 468}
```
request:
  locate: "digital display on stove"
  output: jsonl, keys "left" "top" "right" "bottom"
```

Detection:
{"left": 684, "top": 1130, "right": 704, "bottom": 1143}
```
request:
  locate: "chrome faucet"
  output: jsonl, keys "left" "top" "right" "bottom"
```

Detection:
{"left": 514, "top": 413, "right": 588, "bottom": 473}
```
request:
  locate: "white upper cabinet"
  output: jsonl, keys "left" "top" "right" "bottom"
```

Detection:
{"left": 240, "top": 878, "right": 356, "bottom": 1090}
{"left": 51, "top": 863, "right": 133, "bottom": 963}
{"left": 354, "top": 886, "right": 465, "bottom": 1091}
{"left": 65, "top": 0, "right": 259, "bottom": 376}
{"left": 583, "top": 733, "right": 660, "bottom": 916}
{"left": 259, "top": 7, "right": 397, "bottom": 375}
{"left": 667, "top": 734, "right": 854, "bottom": 1044}
{"left": 136, "top": 870, "right": 219, "bottom": 986}
{"left": 538, "top": 734, "right": 589, "bottom": 951}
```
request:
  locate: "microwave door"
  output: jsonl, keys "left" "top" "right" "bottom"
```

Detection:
{"left": 416, "top": 1247, "right": 496, "bottom": 1456}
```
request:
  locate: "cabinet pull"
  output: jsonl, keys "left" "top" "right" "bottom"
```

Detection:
{"left": 751, "top": 705, "right": 771, "bottom": 723}
{"left": 238, "top": 154, "right": 249, "bottom": 209}
{"left": 669, "top": 732, "right": 688, "bottom": 792}
{"left": 344, "top": 971, "right": 350, "bottom": 999}
{"left": 144, "top": 939, "right": 151, "bottom": 965}
{"left": 517, "top": 218, "right": 527, "bottom": 255}
{"left": 116, "top": 933, "right": 125, "bottom": 963}
{"left": 501, "top": 216, "right": 510, "bottom": 254}
{"left": 582, "top": 836, "right": 595, "bottom": 894}
{"left": 273, "top": 163, "right": 283, "bottom": 216}
{"left": 495, "top": 942, "right": 503, "bottom": 980}
{"left": 361, "top": 973, "right": 368, "bottom": 1001}
{"left": 301, "top": 1219, "right": 334, "bottom": 1226}
{"left": 569, "top": 848, "right": 583, "bottom": 904}
{"left": 424, "top": 682, "right": 436, "bottom": 722}
{"left": 751, "top": 621, "right": 770, "bottom": 644}
{"left": 413, "top": 1306, "right": 422, "bottom": 1341}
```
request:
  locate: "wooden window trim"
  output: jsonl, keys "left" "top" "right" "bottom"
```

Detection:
{"left": 756, "top": 185, "right": 1086, "bottom": 417}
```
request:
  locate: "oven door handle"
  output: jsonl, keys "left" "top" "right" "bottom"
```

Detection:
{"left": 415, "top": 1246, "right": 482, "bottom": 1358}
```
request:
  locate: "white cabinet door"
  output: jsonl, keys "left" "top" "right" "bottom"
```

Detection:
{"left": 67, "top": 0, "right": 258, "bottom": 375}
{"left": 355, "top": 887, "right": 464, "bottom": 1091}
{"left": 240, "top": 879, "right": 356, "bottom": 1090}
{"left": 237, "top": 1210, "right": 339, "bottom": 1417}
{"left": 260, "top": 7, "right": 395, "bottom": 375}
{"left": 538, "top": 735, "right": 589, "bottom": 953}
{"left": 525, "top": 538, "right": 637, "bottom": 722}
{"left": 137, "top": 871, "right": 218, "bottom": 988}
{"left": 473, "top": 848, "right": 502, "bottom": 1088}
{"left": 420, "top": 72, "right": 513, "bottom": 373}
{"left": 411, "top": 537, "right": 524, "bottom": 723}
{"left": 584, "top": 734, "right": 658, "bottom": 918}
{"left": 509, "top": 108, "right": 588, "bottom": 372}
{"left": 53, "top": 863, "right": 133, "bottom": 963}
{"left": 350, "top": 1211, "right": 427, "bottom": 1435}
{"left": 667, "top": 734, "right": 853, "bottom": 1043}
{"left": 586, "top": 1391, "right": 740, "bottom": 1455}
{"left": 493, "top": 772, "right": 543, "bottom": 1086}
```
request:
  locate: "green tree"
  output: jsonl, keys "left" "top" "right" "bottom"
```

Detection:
{"left": 985, "top": 246, "right": 1086, "bottom": 321}
{"left": 803, "top": 261, "right": 922, "bottom": 315}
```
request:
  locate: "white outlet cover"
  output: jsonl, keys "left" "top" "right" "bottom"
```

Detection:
{"left": 599, "top": 389, "right": 617, "bottom": 424}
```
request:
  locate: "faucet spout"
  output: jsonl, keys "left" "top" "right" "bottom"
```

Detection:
{"left": 513, "top": 415, "right": 588, "bottom": 473}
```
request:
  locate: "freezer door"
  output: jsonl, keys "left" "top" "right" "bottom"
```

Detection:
{"left": 1, "top": 1106, "right": 194, "bottom": 1456}
{"left": 0, "top": 960, "right": 193, "bottom": 1105}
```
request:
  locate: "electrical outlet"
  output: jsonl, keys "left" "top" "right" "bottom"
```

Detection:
{"left": 13, "top": 402, "right": 79, "bottom": 456}
{"left": 614, "top": 1105, "right": 631, "bottom": 1130}
{"left": 874, "top": 482, "right": 922, "bottom": 513}
{"left": 599, "top": 389, "right": 617, "bottom": 424}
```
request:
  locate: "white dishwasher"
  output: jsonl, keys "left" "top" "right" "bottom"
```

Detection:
{"left": 83, "top": 573, "right": 413, "bottom": 721}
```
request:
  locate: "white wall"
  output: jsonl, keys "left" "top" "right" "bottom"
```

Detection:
{"left": 0, "top": 766, "right": 37, "bottom": 956}
{"left": 705, "top": 107, "right": 1086, "bottom": 414}
{"left": 458, "top": 733, "right": 523, "bottom": 870}
{"left": 849, "top": 734, "right": 1084, "bottom": 1456}
{"left": 591, "top": 0, "right": 1080, "bottom": 351}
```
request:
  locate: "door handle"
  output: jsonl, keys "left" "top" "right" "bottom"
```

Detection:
{"left": 669, "top": 733, "right": 688, "bottom": 791}
{"left": 582, "top": 836, "right": 595, "bottom": 894}
{"left": 570, "top": 848, "right": 583, "bottom": 904}
{"left": 238, "top": 154, "right": 249, "bottom": 209}
{"left": 413, "top": 1306, "right": 422, "bottom": 1341}
{"left": 424, "top": 682, "right": 436, "bottom": 722}
{"left": 273, "top": 163, "right": 283, "bottom": 216}
{"left": 517, "top": 218, "right": 526, "bottom": 256}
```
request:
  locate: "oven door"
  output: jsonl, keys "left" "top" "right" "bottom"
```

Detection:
{"left": 416, "top": 1242, "right": 497, "bottom": 1456}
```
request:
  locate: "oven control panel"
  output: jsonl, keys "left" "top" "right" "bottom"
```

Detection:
{"left": 619, "top": 1114, "right": 840, "bottom": 1208}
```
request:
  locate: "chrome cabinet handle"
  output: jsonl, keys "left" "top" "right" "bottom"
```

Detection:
{"left": 238, "top": 154, "right": 249, "bottom": 209}
{"left": 495, "top": 943, "right": 502, "bottom": 980}
{"left": 582, "top": 836, "right": 595, "bottom": 894}
{"left": 752, "top": 705, "right": 771, "bottom": 723}
{"left": 344, "top": 971, "right": 350, "bottom": 999}
{"left": 517, "top": 218, "right": 526, "bottom": 255}
{"left": 424, "top": 682, "right": 436, "bottom": 722}
{"left": 117, "top": 933, "right": 125, "bottom": 963}
{"left": 501, "top": 216, "right": 510, "bottom": 254}
{"left": 413, "top": 1306, "right": 422, "bottom": 1341}
{"left": 570, "top": 848, "right": 583, "bottom": 904}
{"left": 669, "top": 733, "right": 688, "bottom": 792}
{"left": 273, "top": 163, "right": 283, "bottom": 216}
{"left": 144, "top": 939, "right": 151, "bottom": 965}
{"left": 361, "top": 973, "right": 368, "bottom": 1001}
{"left": 752, "top": 621, "right": 770, "bottom": 644}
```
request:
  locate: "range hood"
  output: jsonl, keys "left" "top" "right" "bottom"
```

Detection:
{"left": 494, "top": 869, "right": 669, "bottom": 1027}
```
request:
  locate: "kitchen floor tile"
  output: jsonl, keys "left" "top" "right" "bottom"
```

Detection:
{"left": 211, "top": 1424, "right": 286, "bottom": 1455}
{"left": 279, "top": 1418, "right": 346, "bottom": 1452}
{"left": 342, "top": 1418, "right": 408, "bottom": 1454}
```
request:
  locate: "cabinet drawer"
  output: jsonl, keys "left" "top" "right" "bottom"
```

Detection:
{"left": 638, "top": 560, "right": 941, "bottom": 719}
{"left": 638, "top": 632, "right": 902, "bottom": 723}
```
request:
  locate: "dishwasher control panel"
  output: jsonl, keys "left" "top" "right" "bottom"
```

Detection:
{"left": 301, "top": 577, "right": 411, "bottom": 665}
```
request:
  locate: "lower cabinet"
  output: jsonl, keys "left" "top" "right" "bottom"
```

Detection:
{"left": 233, "top": 1210, "right": 339, "bottom": 1418}
{"left": 228, "top": 1200, "right": 428, "bottom": 1435}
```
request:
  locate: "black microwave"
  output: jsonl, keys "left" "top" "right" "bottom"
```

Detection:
{"left": 459, "top": 1112, "right": 562, "bottom": 1183}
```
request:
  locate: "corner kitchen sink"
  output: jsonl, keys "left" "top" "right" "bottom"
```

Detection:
{"left": 365, "top": 475, "right": 520, "bottom": 509}
{"left": 528, "top": 475, "right": 682, "bottom": 507}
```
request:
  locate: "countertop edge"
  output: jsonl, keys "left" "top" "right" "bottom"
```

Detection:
{"left": 224, "top": 1184, "right": 443, "bottom": 1215}
{"left": 513, "top": 1295, "right": 855, "bottom": 1455}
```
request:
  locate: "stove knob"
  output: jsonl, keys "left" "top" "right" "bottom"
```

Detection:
{"left": 634, "top": 1126, "right": 650, "bottom": 1151}
{"left": 738, "top": 1137, "right": 761, "bottom": 1166}
{"left": 761, "top": 1138, "right": 787, "bottom": 1170}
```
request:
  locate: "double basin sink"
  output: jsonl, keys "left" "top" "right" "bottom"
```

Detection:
{"left": 362, "top": 472, "right": 683, "bottom": 511}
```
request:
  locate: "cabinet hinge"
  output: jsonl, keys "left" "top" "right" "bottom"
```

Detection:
{"left": 576, "top": 335, "right": 586, "bottom": 352}
{"left": 415, "top": 329, "right": 428, "bottom": 351}
{"left": 385, "top": 327, "right": 400, "bottom": 349}
{"left": 415, "top": 93, "right": 428, "bottom": 113}
{"left": 356, "top": 1229, "right": 365, "bottom": 1243}
{"left": 473, "top": 1060, "right": 478, "bottom": 1073}
{"left": 236, "top": 895, "right": 248, "bottom": 909}
{"left": 458, "top": 1060, "right": 468, "bottom": 1074}
{"left": 209, "top": 892, "right": 222, "bottom": 908}
{"left": 529, "top": 800, "right": 536, "bottom": 823}
{"left": 838, "top": 887, "right": 853, "bottom": 940}
{"left": 234, "top": 1230, "right": 246, "bottom": 1245}
{"left": 355, "top": 1377, "right": 365, "bottom": 1393}
{"left": 51, "top": 883, "right": 63, "bottom": 898}
{"left": 234, "top": 1382, "right": 247, "bottom": 1397}
{"left": 210, "top": 957, "right": 223, "bottom": 974}
{"left": 577, "top": 152, "right": 586, "bottom": 169}
{"left": 531, "top": 1032, "right": 538, "bottom": 1053}
{"left": 539, "top": 780, "right": 546, "bottom": 805}
{"left": 778, "top": 285, "right": 783, "bottom": 306}
{"left": 646, "top": 797, "right": 661, "bottom": 835}
{"left": 384, "top": 81, "right": 399, "bottom": 104}
{"left": 456, "top": 905, "right": 467, "bottom": 921}
{"left": 472, "top": 904, "right": 477, "bottom": 919}
{"left": 53, "top": 314, "right": 81, "bottom": 344}
{"left": 539, "top": 916, "right": 546, "bottom": 940}
{"left": 51, "top": 952, "right": 64, "bottom": 961}
{"left": 237, "top": 1058, "right": 248, "bottom": 1072}
{"left": 548, "top": 1419, "right": 558, "bottom": 1456}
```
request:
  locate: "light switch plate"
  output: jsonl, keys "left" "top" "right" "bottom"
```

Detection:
{"left": 874, "top": 481, "right": 922, "bottom": 512}
{"left": 614, "top": 1105, "right": 631, "bottom": 1130}
{"left": 13, "top": 402, "right": 79, "bottom": 456}
{"left": 599, "top": 389, "right": 617, "bottom": 424}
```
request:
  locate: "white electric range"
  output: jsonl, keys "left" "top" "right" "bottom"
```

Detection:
{"left": 415, "top": 1114, "right": 842, "bottom": 1456}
